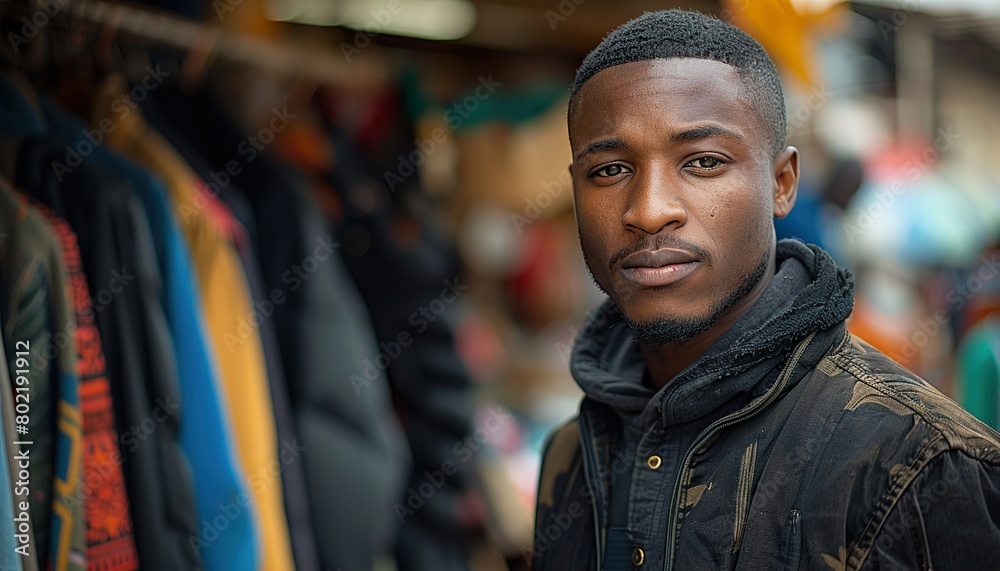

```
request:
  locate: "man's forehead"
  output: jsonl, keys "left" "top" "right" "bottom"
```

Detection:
{"left": 570, "top": 59, "right": 752, "bottom": 141}
{"left": 585, "top": 57, "right": 739, "bottom": 84}
{"left": 574, "top": 58, "right": 742, "bottom": 107}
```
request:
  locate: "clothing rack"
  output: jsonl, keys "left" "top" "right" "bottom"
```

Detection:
{"left": 4, "top": 0, "right": 386, "bottom": 91}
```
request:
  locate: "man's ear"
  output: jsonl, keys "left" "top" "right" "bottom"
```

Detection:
{"left": 772, "top": 146, "right": 799, "bottom": 219}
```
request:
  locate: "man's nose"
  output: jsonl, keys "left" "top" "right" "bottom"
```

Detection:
{"left": 621, "top": 165, "right": 687, "bottom": 235}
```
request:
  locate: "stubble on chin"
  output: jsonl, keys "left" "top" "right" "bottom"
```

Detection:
{"left": 585, "top": 244, "right": 770, "bottom": 348}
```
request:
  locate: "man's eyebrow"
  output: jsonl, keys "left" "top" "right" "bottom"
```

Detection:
{"left": 574, "top": 127, "right": 743, "bottom": 161}
{"left": 574, "top": 139, "right": 626, "bottom": 162}
{"left": 671, "top": 126, "right": 743, "bottom": 143}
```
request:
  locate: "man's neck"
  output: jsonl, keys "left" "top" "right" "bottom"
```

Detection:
{"left": 639, "top": 262, "right": 777, "bottom": 390}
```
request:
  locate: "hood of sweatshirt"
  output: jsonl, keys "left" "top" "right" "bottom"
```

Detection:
{"left": 570, "top": 239, "right": 855, "bottom": 427}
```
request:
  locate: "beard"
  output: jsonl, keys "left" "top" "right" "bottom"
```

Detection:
{"left": 583, "top": 238, "right": 771, "bottom": 347}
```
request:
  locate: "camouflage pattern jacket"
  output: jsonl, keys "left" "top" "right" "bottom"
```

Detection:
{"left": 533, "top": 243, "right": 1000, "bottom": 571}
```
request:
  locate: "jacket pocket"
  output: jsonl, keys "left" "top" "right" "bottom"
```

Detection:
{"left": 733, "top": 440, "right": 758, "bottom": 552}
{"left": 781, "top": 509, "right": 802, "bottom": 570}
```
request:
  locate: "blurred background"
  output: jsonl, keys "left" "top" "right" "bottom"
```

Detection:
{"left": 0, "top": 0, "right": 998, "bottom": 570}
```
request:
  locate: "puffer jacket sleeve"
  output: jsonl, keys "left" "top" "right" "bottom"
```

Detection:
{"left": 859, "top": 449, "right": 1000, "bottom": 570}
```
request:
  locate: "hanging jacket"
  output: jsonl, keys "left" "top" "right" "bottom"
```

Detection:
{"left": 13, "top": 145, "right": 203, "bottom": 571}
{"left": 324, "top": 126, "right": 479, "bottom": 571}
{"left": 0, "top": 178, "right": 85, "bottom": 571}
{"left": 138, "top": 84, "right": 411, "bottom": 571}
{"left": 136, "top": 96, "right": 320, "bottom": 571}
{"left": 96, "top": 80, "right": 295, "bottom": 571}
{"left": 533, "top": 240, "right": 1000, "bottom": 570}
{"left": 31, "top": 200, "right": 139, "bottom": 570}
{"left": 0, "top": 76, "right": 202, "bottom": 571}
{"left": 0, "top": 187, "right": 39, "bottom": 571}
{"left": 37, "top": 98, "right": 257, "bottom": 571}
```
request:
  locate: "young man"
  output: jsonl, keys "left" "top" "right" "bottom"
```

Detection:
{"left": 533, "top": 9, "right": 1000, "bottom": 570}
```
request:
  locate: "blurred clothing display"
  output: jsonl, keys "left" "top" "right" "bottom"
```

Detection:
{"left": 0, "top": 34, "right": 479, "bottom": 569}
{"left": 98, "top": 77, "right": 297, "bottom": 571}
{"left": 32, "top": 200, "right": 139, "bottom": 571}
{"left": 324, "top": 125, "right": 480, "bottom": 571}
{"left": 140, "top": 84, "right": 413, "bottom": 570}
{"left": 41, "top": 97, "right": 258, "bottom": 571}
{"left": 140, "top": 90, "right": 321, "bottom": 570}
{"left": 2, "top": 1, "right": 1000, "bottom": 570}
{"left": 9, "top": 142, "right": 203, "bottom": 570}
{"left": 0, "top": 178, "right": 85, "bottom": 571}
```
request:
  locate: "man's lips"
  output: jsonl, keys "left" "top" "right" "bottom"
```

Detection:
{"left": 618, "top": 248, "right": 700, "bottom": 287}
{"left": 620, "top": 248, "right": 698, "bottom": 269}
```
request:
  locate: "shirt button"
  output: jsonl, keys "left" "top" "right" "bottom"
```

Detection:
{"left": 632, "top": 546, "right": 645, "bottom": 566}
{"left": 646, "top": 455, "right": 662, "bottom": 470}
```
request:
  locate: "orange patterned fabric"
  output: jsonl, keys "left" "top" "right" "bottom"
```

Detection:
{"left": 34, "top": 203, "right": 139, "bottom": 571}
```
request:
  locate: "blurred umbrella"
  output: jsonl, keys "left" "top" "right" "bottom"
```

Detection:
{"left": 845, "top": 170, "right": 994, "bottom": 267}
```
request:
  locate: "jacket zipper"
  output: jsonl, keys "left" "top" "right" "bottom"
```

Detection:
{"left": 732, "top": 440, "right": 758, "bottom": 552}
{"left": 663, "top": 331, "right": 817, "bottom": 571}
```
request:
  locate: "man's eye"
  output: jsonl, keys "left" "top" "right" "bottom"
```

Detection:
{"left": 688, "top": 156, "right": 724, "bottom": 169}
{"left": 596, "top": 164, "right": 625, "bottom": 177}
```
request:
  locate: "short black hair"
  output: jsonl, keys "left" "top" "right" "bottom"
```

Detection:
{"left": 569, "top": 9, "right": 787, "bottom": 158}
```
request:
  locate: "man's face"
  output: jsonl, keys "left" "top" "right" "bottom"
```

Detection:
{"left": 570, "top": 58, "right": 795, "bottom": 345}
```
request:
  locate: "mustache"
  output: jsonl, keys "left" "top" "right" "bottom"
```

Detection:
{"left": 608, "top": 236, "right": 712, "bottom": 269}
